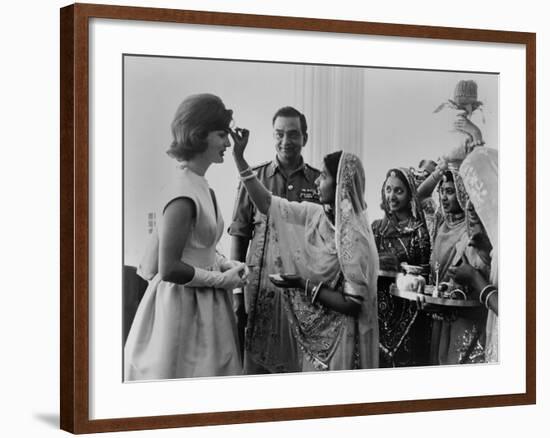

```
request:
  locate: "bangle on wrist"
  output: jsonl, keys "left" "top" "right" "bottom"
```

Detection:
{"left": 479, "top": 284, "right": 496, "bottom": 304}
{"left": 311, "top": 281, "right": 323, "bottom": 304}
{"left": 304, "top": 278, "right": 310, "bottom": 300}
{"left": 239, "top": 166, "right": 252, "bottom": 176}
{"left": 485, "top": 289, "right": 498, "bottom": 309}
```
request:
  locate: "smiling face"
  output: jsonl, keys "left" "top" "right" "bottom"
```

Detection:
{"left": 384, "top": 173, "right": 411, "bottom": 215}
{"left": 202, "top": 129, "right": 231, "bottom": 164}
{"left": 440, "top": 180, "right": 462, "bottom": 214}
{"left": 273, "top": 116, "right": 307, "bottom": 164}
{"left": 315, "top": 164, "right": 336, "bottom": 206}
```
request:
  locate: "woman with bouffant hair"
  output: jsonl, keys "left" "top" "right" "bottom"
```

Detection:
{"left": 125, "top": 93, "right": 248, "bottom": 380}
{"left": 167, "top": 93, "right": 234, "bottom": 161}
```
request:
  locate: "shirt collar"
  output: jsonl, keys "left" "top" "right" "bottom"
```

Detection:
{"left": 268, "top": 156, "right": 310, "bottom": 180}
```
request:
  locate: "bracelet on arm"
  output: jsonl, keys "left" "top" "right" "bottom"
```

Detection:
{"left": 479, "top": 284, "right": 497, "bottom": 305}
{"left": 239, "top": 166, "right": 252, "bottom": 176}
{"left": 304, "top": 278, "right": 310, "bottom": 300}
{"left": 485, "top": 289, "right": 498, "bottom": 310}
{"left": 431, "top": 169, "right": 443, "bottom": 181}
{"left": 311, "top": 281, "right": 324, "bottom": 304}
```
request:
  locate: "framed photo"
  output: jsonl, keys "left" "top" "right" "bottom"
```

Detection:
{"left": 60, "top": 3, "right": 536, "bottom": 433}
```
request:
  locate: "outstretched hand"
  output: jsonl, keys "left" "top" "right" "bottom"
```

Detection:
{"left": 229, "top": 127, "right": 250, "bottom": 159}
{"left": 269, "top": 273, "right": 304, "bottom": 289}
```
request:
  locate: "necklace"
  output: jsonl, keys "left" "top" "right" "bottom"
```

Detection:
{"left": 444, "top": 211, "right": 465, "bottom": 227}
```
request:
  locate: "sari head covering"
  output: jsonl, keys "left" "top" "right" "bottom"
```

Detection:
{"left": 335, "top": 153, "right": 380, "bottom": 339}
{"left": 460, "top": 147, "right": 499, "bottom": 362}
{"left": 266, "top": 152, "right": 379, "bottom": 370}
{"left": 431, "top": 169, "right": 470, "bottom": 283}
{"left": 438, "top": 169, "right": 469, "bottom": 217}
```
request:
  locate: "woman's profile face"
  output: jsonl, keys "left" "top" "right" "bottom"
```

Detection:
{"left": 467, "top": 202, "right": 493, "bottom": 257}
{"left": 440, "top": 181, "right": 461, "bottom": 214}
{"left": 315, "top": 164, "right": 336, "bottom": 205}
{"left": 384, "top": 174, "right": 410, "bottom": 214}
{"left": 202, "top": 129, "right": 231, "bottom": 164}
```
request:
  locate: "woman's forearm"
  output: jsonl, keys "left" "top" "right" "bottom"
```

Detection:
{"left": 234, "top": 154, "right": 272, "bottom": 215}
{"left": 417, "top": 168, "right": 443, "bottom": 201}
{"left": 487, "top": 292, "right": 498, "bottom": 316}
{"left": 159, "top": 260, "right": 195, "bottom": 284}
{"left": 304, "top": 281, "right": 360, "bottom": 317}
{"left": 318, "top": 288, "right": 360, "bottom": 316}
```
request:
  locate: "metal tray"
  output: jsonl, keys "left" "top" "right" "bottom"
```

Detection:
{"left": 389, "top": 284, "right": 481, "bottom": 308}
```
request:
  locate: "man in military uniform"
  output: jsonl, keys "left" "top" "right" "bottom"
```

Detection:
{"left": 229, "top": 106, "right": 320, "bottom": 374}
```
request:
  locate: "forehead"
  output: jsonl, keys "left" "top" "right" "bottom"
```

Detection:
{"left": 385, "top": 174, "right": 407, "bottom": 188}
{"left": 440, "top": 181, "right": 455, "bottom": 190}
{"left": 273, "top": 116, "right": 302, "bottom": 132}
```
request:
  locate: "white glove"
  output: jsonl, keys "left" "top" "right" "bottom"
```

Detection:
{"left": 184, "top": 264, "right": 248, "bottom": 290}
{"left": 220, "top": 258, "right": 242, "bottom": 272}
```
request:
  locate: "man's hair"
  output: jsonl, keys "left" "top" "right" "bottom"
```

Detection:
{"left": 272, "top": 106, "right": 308, "bottom": 136}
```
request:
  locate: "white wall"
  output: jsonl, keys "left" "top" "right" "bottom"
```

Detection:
{"left": 124, "top": 56, "right": 296, "bottom": 263}
{"left": 124, "top": 56, "right": 497, "bottom": 265}
{"left": 1, "top": 0, "right": 546, "bottom": 437}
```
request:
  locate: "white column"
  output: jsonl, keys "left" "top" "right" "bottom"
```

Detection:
{"left": 292, "top": 65, "right": 366, "bottom": 168}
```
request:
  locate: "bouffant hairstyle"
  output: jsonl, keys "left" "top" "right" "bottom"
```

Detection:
{"left": 166, "top": 94, "right": 233, "bottom": 161}
{"left": 271, "top": 106, "right": 308, "bottom": 136}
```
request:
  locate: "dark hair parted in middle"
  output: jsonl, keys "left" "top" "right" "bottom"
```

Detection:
{"left": 385, "top": 168, "right": 412, "bottom": 198}
{"left": 272, "top": 106, "right": 308, "bottom": 136}
{"left": 324, "top": 150, "right": 343, "bottom": 179}
{"left": 167, "top": 93, "right": 233, "bottom": 161}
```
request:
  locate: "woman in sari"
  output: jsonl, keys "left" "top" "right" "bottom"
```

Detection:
{"left": 230, "top": 129, "right": 379, "bottom": 370}
{"left": 372, "top": 168, "right": 432, "bottom": 367}
{"left": 418, "top": 168, "right": 490, "bottom": 365}
{"left": 449, "top": 147, "right": 499, "bottom": 362}
{"left": 124, "top": 94, "right": 247, "bottom": 380}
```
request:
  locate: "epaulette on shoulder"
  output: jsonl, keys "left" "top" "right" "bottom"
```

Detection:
{"left": 252, "top": 160, "right": 272, "bottom": 170}
{"left": 305, "top": 163, "right": 321, "bottom": 173}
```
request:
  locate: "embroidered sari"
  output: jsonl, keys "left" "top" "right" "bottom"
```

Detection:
{"left": 372, "top": 168, "right": 432, "bottom": 367}
{"left": 430, "top": 170, "right": 489, "bottom": 365}
{"left": 460, "top": 147, "right": 499, "bottom": 362}
{"left": 264, "top": 153, "right": 379, "bottom": 370}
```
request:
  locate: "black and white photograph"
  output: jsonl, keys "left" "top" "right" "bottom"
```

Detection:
{"left": 122, "top": 55, "right": 499, "bottom": 381}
